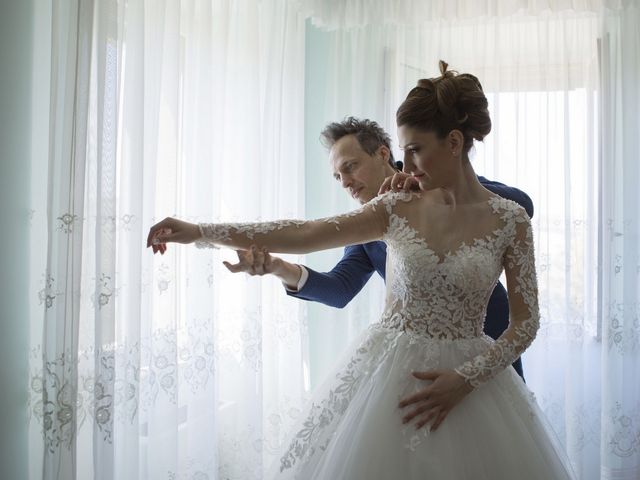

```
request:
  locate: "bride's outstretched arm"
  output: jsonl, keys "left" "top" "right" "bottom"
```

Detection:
{"left": 454, "top": 207, "right": 540, "bottom": 388}
{"left": 147, "top": 193, "right": 396, "bottom": 255}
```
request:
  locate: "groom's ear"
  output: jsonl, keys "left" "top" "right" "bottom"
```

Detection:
{"left": 377, "top": 145, "right": 391, "bottom": 163}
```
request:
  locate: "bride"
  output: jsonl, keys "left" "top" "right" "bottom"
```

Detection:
{"left": 147, "top": 61, "right": 575, "bottom": 479}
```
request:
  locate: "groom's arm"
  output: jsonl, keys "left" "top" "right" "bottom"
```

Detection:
{"left": 224, "top": 243, "right": 376, "bottom": 309}
{"left": 286, "top": 244, "right": 376, "bottom": 308}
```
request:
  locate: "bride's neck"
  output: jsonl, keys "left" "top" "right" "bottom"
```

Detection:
{"left": 438, "top": 160, "right": 488, "bottom": 206}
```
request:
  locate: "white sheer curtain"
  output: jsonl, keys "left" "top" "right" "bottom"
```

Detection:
{"left": 599, "top": 3, "right": 640, "bottom": 478}
{"left": 26, "top": 0, "right": 640, "bottom": 478}
{"left": 303, "top": 1, "right": 640, "bottom": 479}
{"left": 297, "top": 0, "right": 608, "bottom": 29}
{"left": 28, "top": 1, "right": 306, "bottom": 479}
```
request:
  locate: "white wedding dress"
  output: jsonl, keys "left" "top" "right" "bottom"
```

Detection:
{"left": 197, "top": 191, "right": 576, "bottom": 479}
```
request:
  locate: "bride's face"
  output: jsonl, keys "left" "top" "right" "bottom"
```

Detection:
{"left": 397, "top": 125, "right": 457, "bottom": 191}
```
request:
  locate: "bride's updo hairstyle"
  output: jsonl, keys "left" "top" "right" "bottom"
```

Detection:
{"left": 396, "top": 60, "right": 491, "bottom": 156}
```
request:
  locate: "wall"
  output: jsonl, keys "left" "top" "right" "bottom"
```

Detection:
{"left": 0, "top": 0, "right": 35, "bottom": 477}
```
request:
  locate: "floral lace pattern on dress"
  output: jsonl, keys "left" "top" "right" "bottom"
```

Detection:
{"left": 196, "top": 220, "right": 306, "bottom": 249}
{"left": 195, "top": 192, "right": 540, "bottom": 471}
{"left": 453, "top": 202, "right": 539, "bottom": 387}
{"left": 194, "top": 191, "right": 414, "bottom": 253}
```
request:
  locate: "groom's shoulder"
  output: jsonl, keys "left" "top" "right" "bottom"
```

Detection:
{"left": 338, "top": 242, "right": 383, "bottom": 267}
{"left": 344, "top": 241, "right": 385, "bottom": 253}
{"left": 478, "top": 176, "right": 534, "bottom": 218}
{"left": 342, "top": 240, "right": 387, "bottom": 260}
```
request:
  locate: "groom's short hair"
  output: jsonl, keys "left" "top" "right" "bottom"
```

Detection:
{"left": 320, "top": 117, "right": 396, "bottom": 167}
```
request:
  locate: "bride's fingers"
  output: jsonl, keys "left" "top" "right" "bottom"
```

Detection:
{"left": 148, "top": 230, "right": 159, "bottom": 247}
{"left": 391, "top": 173, "right": 407, "bottom": 192}
{"left": 378, "top": 176, "right": 393, "bottom": 195}
{"left": 412, "top": 370, "right": 440, "bottom": 381}
{"left": 403, "top": 177, "right": 419, "bottom": 192}
{"left": 430, "top": 410, "right": 449, "bottom": 431}
{"left": 398, "top": 389, "right": 430, "bottom": 408}
{"left": 155, "top": 230, "right": 181, "bottom": 244}
{"left": 147, "top": 219, "right": 172, "bottom": 247}
{"left": 402, "top": 403, "right": 430, "bottom": 424}
{"left": 416, "top": 408, "right": 440, "bottom": 430}
{"left": 150, "top": 227, "right": 170, "bottom": 246}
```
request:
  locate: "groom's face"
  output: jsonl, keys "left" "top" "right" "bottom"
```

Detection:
{"left": 329, "top": 134, "right": 390, "bottom": 204}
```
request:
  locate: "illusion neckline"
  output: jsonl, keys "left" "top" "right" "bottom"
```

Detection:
{"left": 387, "top": 195, "right": 508, "bottom": 265}
{"left": 408, "top": 192, "right": 500, "bottom": 208}
{"left": 432, "top": 195, "right": 499, "bottom": 208}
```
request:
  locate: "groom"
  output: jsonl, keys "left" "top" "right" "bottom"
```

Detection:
{"left": 226, "top": 117, "right": 533, "bottom": 379}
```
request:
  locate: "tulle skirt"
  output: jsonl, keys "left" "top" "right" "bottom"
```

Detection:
{"left": 269, "top": 323, "right": 575, "bottom": 479}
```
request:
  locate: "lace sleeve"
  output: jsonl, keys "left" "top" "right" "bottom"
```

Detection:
{"left": 454, "top": 208, "right": 539, "bottom": 388}
{"left": 194, "top": 192, "right": 397, "bottom": 254}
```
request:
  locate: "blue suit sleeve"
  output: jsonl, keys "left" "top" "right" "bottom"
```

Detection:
{"left": 286, "top": 244, "right": 376, "bottom": 308}
{"left": 478, "top": 176, "right": 534, "bottom": 218}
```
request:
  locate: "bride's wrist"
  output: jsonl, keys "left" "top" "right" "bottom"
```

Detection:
{"left": 194, "top": 223, "right": 204, "bottom": 241}
{"left": 453, "top": 370, "right": 474, "bottom": 393}
{"left": 194, "top": 222, "right": 211, "bottom": 242}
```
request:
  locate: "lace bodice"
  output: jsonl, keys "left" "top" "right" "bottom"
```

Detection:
{"left": 196, "top": 191, "right": 539, "bottom": 388}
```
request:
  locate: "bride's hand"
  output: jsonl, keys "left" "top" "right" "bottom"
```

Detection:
{"left": 398, "top": 369, "right": 473, "bottom": 432}
{"left": 378, "top": 172, "right": 420, "bottom": 195}
{"left": 146, "top": 217, "right": 202, "bottom": 254}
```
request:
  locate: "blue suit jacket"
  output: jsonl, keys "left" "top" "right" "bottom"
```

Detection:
{"left": 288, "top": 177, "right": 534, "bottom": 380}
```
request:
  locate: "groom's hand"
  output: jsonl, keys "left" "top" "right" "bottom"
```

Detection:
{"left": 224, "top": 245, "right": 278, "bottom": 276}
{"left": 398, "top": 369, "right": 473, "bottom": 431}
{"left": 224, "top": 245, "right": 303, "bottom": 290}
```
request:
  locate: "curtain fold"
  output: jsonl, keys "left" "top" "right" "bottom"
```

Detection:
{"left": 29, "top": 1, "right": 307, "bottom": 479}
{"left": 296, "top": 0, "right": 614, "bottom": 30}
{"left": 599, "top": 2, "right": 640, "bottom": 478}
{"left": 41, "top": 1, "right": 95, "bottom": 476}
